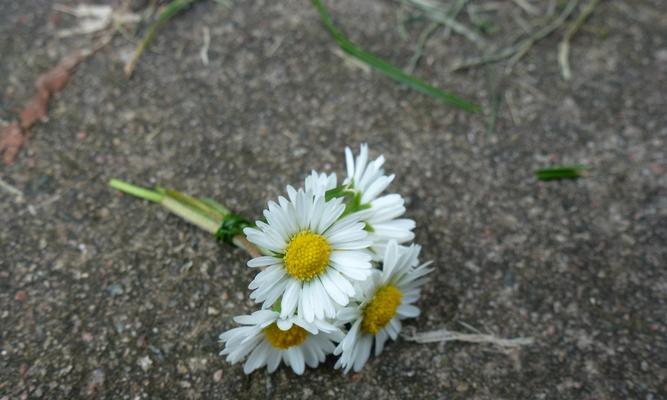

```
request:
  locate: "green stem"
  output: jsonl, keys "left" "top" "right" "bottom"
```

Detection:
{"left": 108, "top": 178, "right": 262, "bottom": 257}
{"left": 108, "top": 179, "right": 164, "bottom": 203}
{"left": 161, "top": 196, "right": 220, "bottom": 234}
{"left": 161, "top": 188, "right": 228, "bottom": 222}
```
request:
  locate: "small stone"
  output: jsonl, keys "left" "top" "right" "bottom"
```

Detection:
{"left": 97, "top": 208, "right": 110, "bottom": 220}
{"left": 207, "top": 307, "right": 219, "bottom": 316}
{"left": 87, "top": 368, "right": 105, "bottom": 394}
{"left": 187, "top": 357, "right": 207, "bottom": 372}
{"left": 19, "top": 362, "right": 29, "bottom": 379}
{"left": 213, "top": 369, "right": 223, "bottom": 382}
{"left": 138, "top": 356, "right": 153, "bottom": 371}
{"left": 107, "top": 284, "right": 124, "bottom": 297}
{"left": 655, "top": 48, "right": 667, "bottom": 63}
{"left": 456, "top": 382, "right": 469, "bottom": 392}
{"left": 177, "top": 363, "right": 188, "bottom": 375}
{"left": 82, "top": 332, "right": 94, "bottom": 343}
{"left": 15, "top": 291, "right": 27, "bottom": 301}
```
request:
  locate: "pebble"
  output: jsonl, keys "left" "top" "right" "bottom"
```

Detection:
{"left": 138, "top": 356, "right": 153, "bottom": 371}
{"left": 213, "top": 369, "right": 223, "bottom": 382}
{"left": 107, "top": 284, "right": 124, "bottom": 297}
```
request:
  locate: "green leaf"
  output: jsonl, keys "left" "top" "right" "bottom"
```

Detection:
{"left": 216, "top": 213, "right": 253, "bottom": 245}
{"left": 311, "top": 0, "right": 481, "bottom": 113}
{"left": 324, "top": 186, "right": 348, "bottom": 201}
{"left": 535, "top": 165, "right": 589, "bottom": 181}
{"left": 341, "top": 192, "right": 371, "bottom": 217}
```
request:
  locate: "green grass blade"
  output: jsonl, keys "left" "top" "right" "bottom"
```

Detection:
{"left": 311, "top": 0, "right": 481, "bottom": 113}
{"left": 124, "top": 0, "right": 197, "bottom": 77}
{"left": 535, "top": 165, "right": 589, "bottom": 181}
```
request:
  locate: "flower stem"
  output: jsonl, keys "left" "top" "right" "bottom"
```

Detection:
{"left": 109, "top": 179, "right": 164, "bottom": 203}
{"left": 161, "top": 196, "right": 220, "bottom": 234}
{"left": 108, "top": 178, "right": 262, "bottom": 258}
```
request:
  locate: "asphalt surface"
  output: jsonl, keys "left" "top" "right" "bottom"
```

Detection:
{"left": 1, "top": 1, "right": 666, "bottom": 398}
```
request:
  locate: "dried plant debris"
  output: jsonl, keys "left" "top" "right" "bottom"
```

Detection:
{"left": 0, "top": 123, "right": 25, "bottom": 165}
{"left": 558, "top": 0, "right": 602, "bottom": 80}
{"left": 124, "top": 0, "right": 197, "bottom": 78}
{"left": 53, "top": 4, "right": 140, "bottom": 37}
{"left": 402, "top": 0, "right": 603, "bottom": 78}
{"left": 312, "top": 0, "right": 480, "bottom": 112}
{"left": 0, "top": 52, "right": 86, "bottom": 164}
{"left": 404, "top": 325, "right": 534, "bottom": 349}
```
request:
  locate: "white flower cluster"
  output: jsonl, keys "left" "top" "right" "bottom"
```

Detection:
{"left": 220, "top": 144, "right": 433, "bottom": 374}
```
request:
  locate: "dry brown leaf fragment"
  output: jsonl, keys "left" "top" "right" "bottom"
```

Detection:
{"left": 2, "top": 50, "right": 86, "bottom": 164}
{"left": 35, "top": 51, "right": 83, "bottom": 93}
{"left": 0, "top": 122, "right": 27, "bottom": 165}
{"left": 20, "top": 91, "right": 50, "bottom": 129}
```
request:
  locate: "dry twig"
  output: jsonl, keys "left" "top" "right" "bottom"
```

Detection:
{"left": 450, "top": 0, "right": 579, "bottom": 71}
{"left": 403, "top": 0, "right": 487, "bottom": 48}
{"left": 558, "top": 0, "right": 602, "bottom": 80}
{"left": 404, "top": 326, "right": 534, "bottom": 348}
{"left": 200, "top": 26, "right": 211, "bottom": 66}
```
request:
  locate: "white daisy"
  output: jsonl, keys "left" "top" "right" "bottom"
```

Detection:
{"left": 244, "top": 186, "right": 373, "bottom": 322}
{"left": 333, "top": 241, "right": 433, "bottom": 373}
{"left": 343, "top": 144, "right": 416, "bottom": 249}
{"left": 220, "top": 309, "right": 344, "bottom": 375}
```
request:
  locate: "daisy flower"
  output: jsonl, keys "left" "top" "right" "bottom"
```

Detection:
{"left": 220, "top": 310, "right": 344, "bottom": 374}
{"left": 333, "top": 241, "right": 433, "bottom": 373}
{"left": 343, "top": 144, "right": 415, "bottom": 249}
{"left": 244, "top": 186, "right": 373, "bottom": 322}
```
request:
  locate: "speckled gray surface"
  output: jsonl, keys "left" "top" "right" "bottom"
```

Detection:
{"left": 1, "top": 1, "right": 666, "bottom": 399}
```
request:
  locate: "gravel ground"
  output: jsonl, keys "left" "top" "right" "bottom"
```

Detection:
{"left": 1, "top": 1, "right": 666, "bottom": 399}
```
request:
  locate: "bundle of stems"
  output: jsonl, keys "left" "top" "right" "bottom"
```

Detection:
{"left": 108, "top": 179, "right": 260, "bottom": 257}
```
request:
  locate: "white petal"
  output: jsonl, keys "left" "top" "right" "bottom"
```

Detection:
{"left": 287, "top": 347, "right": 305, "bottom": 375}
{"left": 361, "top": 174, "right": 393, "bottom": 203}
{"left": 375, "top": 329, "right": 389, "bottom": 356}
{"left": 330, "top": 251, "right": 372, "bottom": 270}
{"left": 353, "top": 144, "right": 369, "bottom": 184}
{"left": 331, "top": 262, "right": 372, "bottom": 281}
{"left": 302, "top": 282, "right": 315, "bottom": 322}
{"left": 266, "top": 348, "right": 282, "bottom": 373}
{"left": 233, "top": 310, "right": 277, "bottom": 326}
{"left": 345, "top": 147, "right": 355, "bottom": 179}
{"left": 280, "top": 280, "right": 301, "bottom": 318}
{"left": 276, "top": 319, "right": 293, "bottom": 331}
{"left": 397, "top": 304, "right": 420, "bottom": 318}
{"left": 320, "top": 272, "right": 349, "bottom": 306}
{"left": 381, "top": 240, "right": 399, "bottom": 281}
{"left": 353, "top": 335, "right": 373, "bottom": 372}
{"left": 243, "top": 340, "right": 270, "bottom": 374}
{"left": 327, "top": 268, "right": 356, "bottom": 297}
{"left": 247, "top": 256, "right": 282, "bottom": 268}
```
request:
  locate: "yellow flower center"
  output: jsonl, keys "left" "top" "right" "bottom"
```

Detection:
{"left": 283, "top": 231, "right": 331, "bottom": 281}
{"left": 361, "top": 284, "right": 402, "bottom": 334}
{"left": 263, "top": 323, "right": 308, "bottom": 349}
